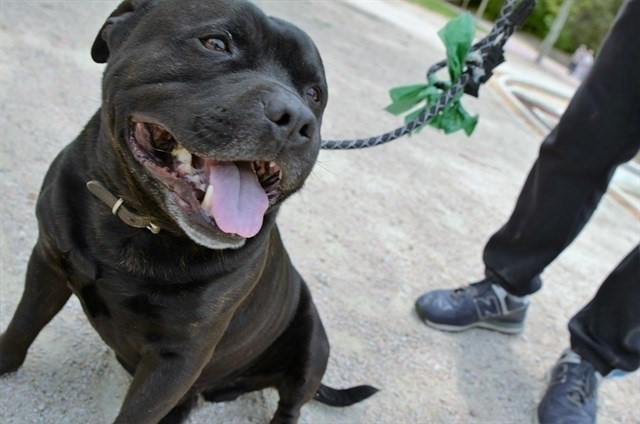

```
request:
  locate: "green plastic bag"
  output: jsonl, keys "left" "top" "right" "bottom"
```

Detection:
{"left": 385, "top": 12, "right": 478, "bottom": 136}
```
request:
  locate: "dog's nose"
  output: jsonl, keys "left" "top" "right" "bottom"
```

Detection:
{"left": 264, "top": 90, "right": 316, "bottom": 146}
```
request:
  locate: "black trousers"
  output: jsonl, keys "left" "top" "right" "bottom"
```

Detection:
{"left": 482, "top": 0, "right": 640, "bottom": 376}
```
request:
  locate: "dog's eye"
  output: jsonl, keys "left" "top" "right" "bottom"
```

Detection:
{"left": 306, "top": 86, "right": 322, "bottom": 103}
{"left": 201, "top": 36, "right": 230, "bottom": 53}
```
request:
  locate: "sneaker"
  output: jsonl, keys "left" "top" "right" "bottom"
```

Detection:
{"left": 414, "top": 278, "right": 529, "bottom": 334}
{"left": 537, "top": 349, "right": 600, "bottom": 424}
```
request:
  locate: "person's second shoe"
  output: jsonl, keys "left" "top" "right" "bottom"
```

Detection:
{"left": 537, "top": 349, "right": 600, "bottom": 424}
{"left": 415, "top": 278, "right": 529, "bottom": 334}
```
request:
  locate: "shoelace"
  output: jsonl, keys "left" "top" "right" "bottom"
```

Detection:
{"left": 567, "top": 384, "right": 589, "bottom": 407}
{"left": 553, "top": 362, "right": 595, "bottom": 406}
{"left": 452, "top": 287, "right": 467, "bottom": 296}
{"left": 452, "top": 281, "right": 488, "bottom": 297}
{"left": 452, "top": 286, "right": 474, "bottom": 297}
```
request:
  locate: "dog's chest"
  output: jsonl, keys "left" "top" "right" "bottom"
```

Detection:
{"left": 63, "top": 258, "right": 219, "bottom": 348}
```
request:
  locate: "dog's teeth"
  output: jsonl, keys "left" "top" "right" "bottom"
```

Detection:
{"left": 201, "top": 185, "right": 214, "bottom": 210}
{"left": 269, "top": 161, "right": 277, "bottom": 169}
{"left": 171, "top": 145, "right": 192, "bottom": 164}
{"left": 186, "top": 174, "right": 202, "bottom": 186}
{"left": 178, "top": 162, "right": 195, "bottom": 175}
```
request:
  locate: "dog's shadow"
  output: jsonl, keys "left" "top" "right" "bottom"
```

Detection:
{"left": 97, "top": 353, "right": 281, "bottom": 423}
{"left": 188, "top": 391, "right": 277, "bottom": 423}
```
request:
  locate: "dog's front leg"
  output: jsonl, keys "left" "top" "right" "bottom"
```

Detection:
{"left": 0, "top": 238, "right": 71, "bottom": 374}
{"left": 114, "top": 352, "right": 204, "bottom": 423}
{"left": 113, "top": 316, "right": 233, "bottom": 424}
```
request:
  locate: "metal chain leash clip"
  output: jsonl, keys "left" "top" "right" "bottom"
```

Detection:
{"left": 320, "top": 0, "right": 536, "bottom": 150}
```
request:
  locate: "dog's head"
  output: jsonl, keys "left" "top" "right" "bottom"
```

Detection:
{"left": 92, "top": 0, "right": 327, "bottom": 250}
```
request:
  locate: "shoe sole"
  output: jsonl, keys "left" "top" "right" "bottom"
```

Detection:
{"left": 421, "top": 318, "right": 524, "bottom": 335}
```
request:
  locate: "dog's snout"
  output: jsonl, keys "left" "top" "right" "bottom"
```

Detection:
{"left": 264, "top": 91, "right": 316, "bottom": 146}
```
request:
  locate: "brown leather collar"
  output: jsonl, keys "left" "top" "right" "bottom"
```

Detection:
{"left": 86, "top": 180, "right": 161, "bottom": 234}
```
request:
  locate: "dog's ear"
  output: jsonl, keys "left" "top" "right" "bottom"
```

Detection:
{"left": 91, "top": 0, "right": 150, "bottom": 63}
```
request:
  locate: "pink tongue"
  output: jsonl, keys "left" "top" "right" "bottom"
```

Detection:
{"left": 207, "top": 162, "right": 269, "bottom": 238}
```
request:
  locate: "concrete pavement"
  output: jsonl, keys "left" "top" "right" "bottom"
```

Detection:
{"left": 1, "top": 1, "right": 638, "bottom": 423}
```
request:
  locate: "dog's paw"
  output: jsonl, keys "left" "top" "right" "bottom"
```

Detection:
{"left": 0, "top": 334, "right": 26, "bottom": 376}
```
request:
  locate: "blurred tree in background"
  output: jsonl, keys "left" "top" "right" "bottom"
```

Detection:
{"left": 457, "top": 0, "right": 623, "bottom": 53}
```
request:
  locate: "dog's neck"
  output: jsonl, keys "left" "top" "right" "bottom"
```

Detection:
{"left": 86, "top": 180, "right": 161, "bottom": 234}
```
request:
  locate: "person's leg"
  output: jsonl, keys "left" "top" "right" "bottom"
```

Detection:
{"left": 537, "top": 245, "right": 640, "bottom": 423}
{"left": 416, "top": 0, "right": 640, "bottom": 333}
{"left": 483, "top": 0, "right": 640, "bottom": 297}
{"left": 569, "top": 245, "right": 640, "bottom": 375}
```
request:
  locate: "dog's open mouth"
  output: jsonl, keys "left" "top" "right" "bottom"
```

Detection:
{"left": 128, "top": 120, "right": 282, "bottom": 238}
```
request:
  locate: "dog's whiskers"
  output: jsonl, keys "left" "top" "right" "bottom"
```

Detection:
{"left": 313, "top": 161, "right": 337, "bottom": 177}
{"left": 178, "top": 128, "right": 211, "bottom": 145}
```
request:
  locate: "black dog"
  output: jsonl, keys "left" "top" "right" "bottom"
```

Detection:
{"left": 0, "top": 1, "right": 376, "bottom": 422}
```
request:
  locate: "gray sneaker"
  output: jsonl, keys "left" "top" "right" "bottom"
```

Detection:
{"left": 536, "top": 349, "right": 600, "bottom": 424}
{"left": 415, "top": 278, "right": 529, "bottom": 334}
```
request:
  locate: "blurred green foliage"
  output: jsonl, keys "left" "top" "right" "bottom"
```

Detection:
{"left": 464, "top": 0, "right": 623, "bottom": 53}
{"left": 409, "top": 0, "right": 461, "bottom": 19}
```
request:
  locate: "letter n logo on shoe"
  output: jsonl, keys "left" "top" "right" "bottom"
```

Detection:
{"left": 474, "top": 296, "right": 501, "bottom": 319}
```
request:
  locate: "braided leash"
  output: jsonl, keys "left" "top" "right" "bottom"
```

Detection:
{"left": 320, "top": 0, "right": 536, "bottom": 150}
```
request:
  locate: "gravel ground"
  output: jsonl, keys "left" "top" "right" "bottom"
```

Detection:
{"left": 1, "top": 1, "right": 638, "bottom": 423}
